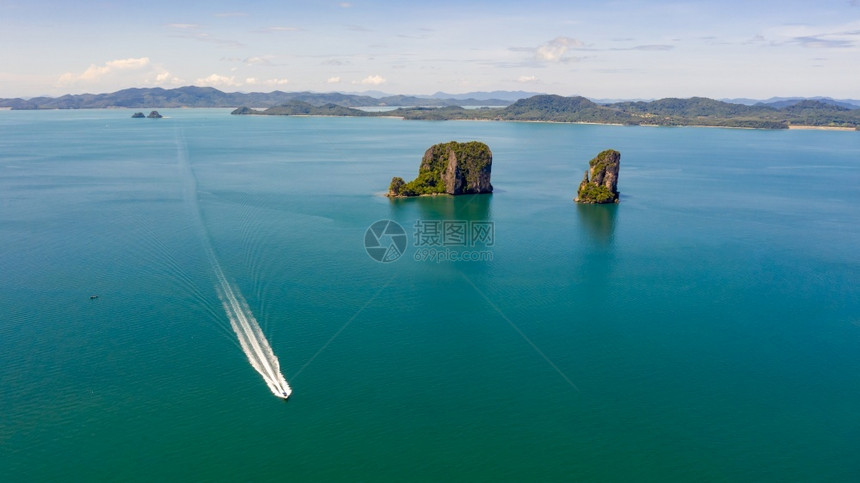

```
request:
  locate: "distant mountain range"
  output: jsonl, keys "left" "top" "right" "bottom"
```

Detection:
{"left": 425, "top": 90, "right": 544, "bottom": 102}
{"left": 3, "top": 87, "right": 858, "bottom": 129}
{"left": 3, "top": 86, "right": 857, "bottom": 114}
{"left": 0, "top": 86, "right": 511, "bottom": 110}
{"left": 721, "top": 96, "right": 860, "bottom": 109}
{"left": 341, "top": 90, "right": 544, "bottom": 101}
{"left": 234, "top": 94, "right": 860, "bottom": 129}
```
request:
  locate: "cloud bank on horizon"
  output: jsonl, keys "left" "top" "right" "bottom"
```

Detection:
{"left": 0, "top": 0, "right": 858, "bottom": 98}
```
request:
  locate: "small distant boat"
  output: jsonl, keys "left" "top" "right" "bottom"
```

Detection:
{"left": 90, "top": 295, "right": 99, "bottom": 300}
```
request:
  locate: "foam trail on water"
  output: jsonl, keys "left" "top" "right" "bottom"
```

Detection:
{"left": 176, "top": 129, "right": 291, "bottom": 399}
{"left": 213, "top": 260, "right": 292, "bottom": 398}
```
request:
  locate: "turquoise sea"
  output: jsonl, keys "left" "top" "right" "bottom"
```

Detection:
{"left": 1, "top": 109, "right": 859, "bottom": 481}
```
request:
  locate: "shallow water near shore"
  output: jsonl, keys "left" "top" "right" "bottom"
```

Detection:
{"left": 1, "top": 109, "right": 859, "bottom": 481}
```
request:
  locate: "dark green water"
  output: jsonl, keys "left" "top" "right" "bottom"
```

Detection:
{"left": 1, "top": 109, "right": 859, "bottom": 481}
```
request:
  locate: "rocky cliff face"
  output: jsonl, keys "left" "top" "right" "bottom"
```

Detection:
{"left": 575, "top": 149, "right": 620, "bottom": 204}
{"left": 388, "top": 141, "right": 493, "bottom": 197}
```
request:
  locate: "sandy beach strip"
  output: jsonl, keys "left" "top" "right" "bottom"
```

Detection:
{"left": 788, "top": 125, "right": 857, "bottom": 131}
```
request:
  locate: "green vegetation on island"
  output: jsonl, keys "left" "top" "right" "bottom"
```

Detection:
{"left": 6, "top": 86, "right": 860, "bottom": 129}
{"left": 231, "top": 101, "right": 371, "bottom": 117}
{"left": 131, "top": 110, "right": 161, "bottom": 118}
{"left": 388, "top": 141, "right": 493, "bottom": 197}
{"left": 233, "top": 94, "right": 859, "bottom": 129}
{"left": 388, "top": 106, "right": 475, "bottom": 120}
{"left": 389, "top": 95, "right": 860, "bottom": 129}
{"left": 575, "top": 150, "right": 621, "bottom": 204}
{"left": 391, "top": 96, "right": 860, "bottom": 129}
{"left": 497, "top": 95, "right": 637, "bottom": 124}
{"left": 233, "top": 95, "right": 860, "bottom": 129}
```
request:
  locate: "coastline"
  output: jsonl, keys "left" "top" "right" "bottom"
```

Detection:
{"left": 385, "top": 192, "right": 455, "bottom": 199}
{"left": 788, "top": 125, "right": 857, "bottom": 131}
{"left": 4, "top": 107, "right": 858, "bottom": 132}
{"left": 454, "top": 118, "right": 857, "bottom": 131}
{"left": 454, "top": 118, "right": 775, "bottom": 130}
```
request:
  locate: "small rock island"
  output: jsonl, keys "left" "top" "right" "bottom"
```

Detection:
{"left": 388, "top": 141, "right": 493, "bottom": 197}
{"left": 147, "top": 111, "right": 163, "bottom": 118}
{"left": 231, "top": 106, "right": 256, "bottom": 115}
{"left": 575, "top": 149, "right": 620, "bottom": 204}
{"left": 131, "top": 112, "right": 145, "bottom": 118}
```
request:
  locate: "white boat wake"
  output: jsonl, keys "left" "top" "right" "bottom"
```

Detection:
{"left": 176, "top": 129, "right": 291, "bottom": 399}
{"left": 213, "top": 261, "right": 292, "bottom": 399}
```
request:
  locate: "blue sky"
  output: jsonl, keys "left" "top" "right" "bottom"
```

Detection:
{"left": 1, "top": 0, "right": 858, "bottom": 98}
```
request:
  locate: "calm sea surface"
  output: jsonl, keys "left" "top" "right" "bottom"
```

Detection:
{"left": 1, "top": 109, "right": 859, "bottom": 481}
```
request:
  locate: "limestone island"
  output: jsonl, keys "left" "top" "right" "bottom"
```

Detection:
{"left": 575, "top": 149, "right": 620, "bottom": 204}
{"left": 388, "top": 141, "right": 493, "bottom": 197}
{"left": 131, "top": 112, "right": 145, "bottom": 118}
{"left": 147, "top": 110, "right": 163, "bottom": 119}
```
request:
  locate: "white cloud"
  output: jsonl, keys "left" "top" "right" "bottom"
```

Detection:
{"left": 153, "top": 71, "right": 183, "bottom": 85}
{"left": 327, "top": 76, "right": 342, "bottom": 84}
{"left": 763, "top": 20, "right": 860, "bottom": 49}
{"left": 339, "top": 2, "right": 352, "bottom": 8}
{"left": 794, "top": 36, "right": 854, "bottom": 48}
{"left": 262, "top": 26, "right": 299, "bottom": 32}
{"left": 169, "top": 25, "right": 245, "bottom": 48}
{"left": 517, "top": 75, "right": 538, "bottom": 83}
{"left": 245, "top": 77, "right": 289, "bottom": 87}
{"left": 244, "top": 56, "right": 273, "bottom": 65}
{"left": 360, "top": 74, "right": 387, "bottom": 85}
{"left": 535, "top": 36, "right": 583, "bottom": 62}
{"left": 625, "top": 44, "right": 674, "bottom": 51}
{"left": 57, "top": 57, "right": 186, "bottom": 91}
{"left": 195, "top": 73, "right": 241, "bottom": 87}
{"left": 58, "top": 57, "right": 151, "bottom": 84}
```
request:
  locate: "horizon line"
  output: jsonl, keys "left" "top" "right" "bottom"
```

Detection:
{"left": 2, "top": 85, "right": 858, "bottom": 104}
